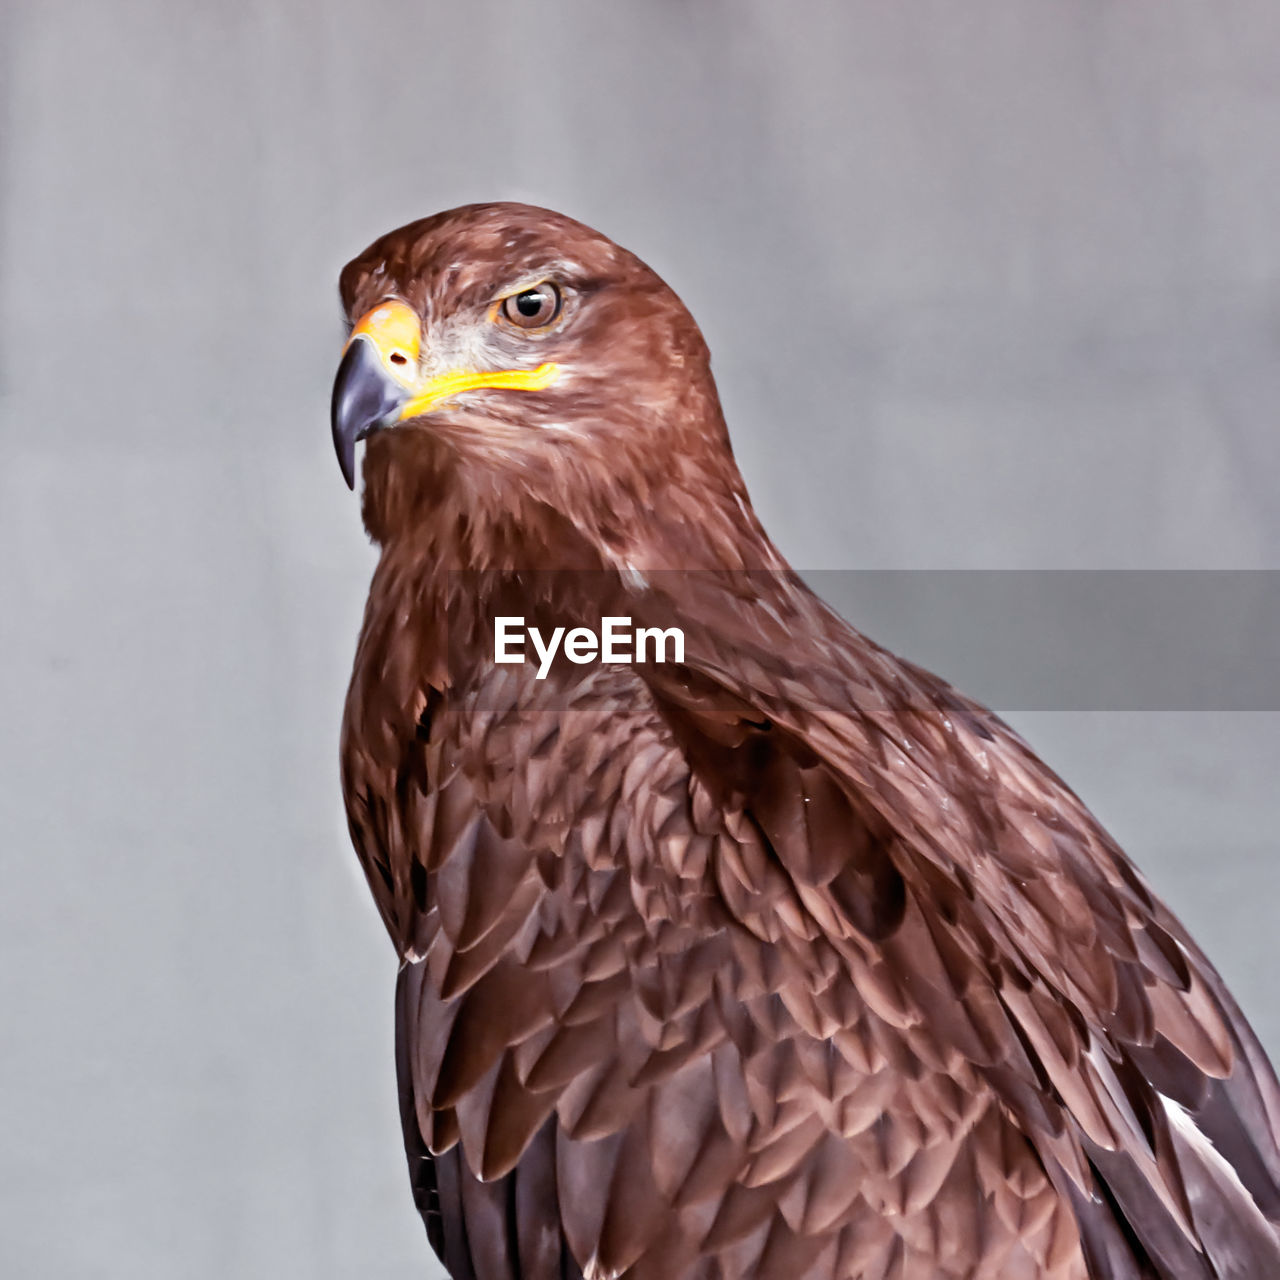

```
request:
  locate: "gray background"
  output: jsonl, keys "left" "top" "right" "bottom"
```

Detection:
{"left": 2, "top": 2, "right": 1278, "bottom": 1276}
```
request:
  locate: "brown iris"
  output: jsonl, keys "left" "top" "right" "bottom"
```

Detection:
{"left": 500, "top": 281, "right": 562, "bottom": 329}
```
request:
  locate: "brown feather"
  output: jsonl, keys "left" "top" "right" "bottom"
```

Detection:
{"left": 335, "top": 202, "right": 1280, "bottom": 1279}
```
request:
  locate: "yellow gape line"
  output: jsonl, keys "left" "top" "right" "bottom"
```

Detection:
{"left": 399, "top": 362, "right": 561, "bottom": 419}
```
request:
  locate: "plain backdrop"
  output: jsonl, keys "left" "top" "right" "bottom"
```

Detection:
{"left": 2, "top": 3, "right": 1279, "bottom": 1276}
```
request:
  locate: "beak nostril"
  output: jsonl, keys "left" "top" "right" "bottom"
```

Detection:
{"left": 389, "top": 352, "right": 408, "bottom": 366}
{"left": 332, "top": 338, "right": 412, "bottom": 490}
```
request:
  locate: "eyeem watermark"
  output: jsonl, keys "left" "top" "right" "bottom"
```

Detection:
{"left": 494, "top": 616, "right": 685, "bottom": 679}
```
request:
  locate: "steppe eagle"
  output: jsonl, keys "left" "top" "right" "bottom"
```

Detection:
{"left": 330, "top": 203, "right": 1280, "bottom": 1280}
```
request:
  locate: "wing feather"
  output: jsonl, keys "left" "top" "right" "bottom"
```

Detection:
{"left": 349, "top": 571, "right": 1280, "bottom": 1278}
{"left": 631, "top": 575, "right": 1280, "bottom": 1276}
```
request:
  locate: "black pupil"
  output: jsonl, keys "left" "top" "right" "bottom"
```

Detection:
{"left": 516, "top": 289, "right": 547, "bottom": 317}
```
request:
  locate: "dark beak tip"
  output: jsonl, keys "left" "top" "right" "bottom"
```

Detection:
{"left": 332, "top": 418, "right": 357, "bottom": 490}
{"left": 330, "top": 338, "right": 405, "bottom": 490}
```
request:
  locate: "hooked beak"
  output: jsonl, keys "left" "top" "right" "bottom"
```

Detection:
{"left": 330, "top": 298, "right": 562, "bottom": 489}
{"left": 330, "top": 336, "right": 408, "bottom": 489}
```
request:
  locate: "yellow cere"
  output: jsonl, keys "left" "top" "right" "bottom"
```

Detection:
{"left": 348, "top": 299, "right": 562, "bottom": 416}
{"left": 348, "top": 299, "right": 423, "bottom": 390}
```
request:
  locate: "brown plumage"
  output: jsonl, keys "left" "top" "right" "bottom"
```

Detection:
{"left": 330, "top": 202, "right": 1280, "bottom": 1279}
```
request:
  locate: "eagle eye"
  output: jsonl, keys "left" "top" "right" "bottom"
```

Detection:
{"left": 500, "top": 281, "right": 562, "bottom": 330}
